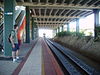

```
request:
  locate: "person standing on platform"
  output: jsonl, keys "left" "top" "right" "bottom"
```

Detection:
{"left": 10, "top": 24, "right": 20, "bottom": 62}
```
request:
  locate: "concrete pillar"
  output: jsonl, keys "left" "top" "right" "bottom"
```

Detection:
{"left": 67, "top": 23, "right": 70, "bottom": 32}
{"left": 53, "top": 29, "right": 56, "bottom": 37}
{"left": 25, "top": 6, "right": 30, "bottom": 43}
{"left": 34, "top": 22, "right": 38, "bottom": 39}
{"left": 31, "top": 17, "right": 34, "bottom": 40}
{"left": 76, "top": 18, "right": 79, "bottom": 35}
{"left": 58, "top": 27, "right": 60, "bottom": 33}
{"left": 56, "top": 28, "right": 57, "bottom": 36}
{"left": 4, "top": 0, "right": 16, "bottom": 56}
{"left": 61, "top": 25, "right": 64, "bottom": 32}
{"left": 93, "top": 9, "right": 100, "bottom": 38}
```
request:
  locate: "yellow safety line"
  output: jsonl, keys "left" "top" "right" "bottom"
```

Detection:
{"left": 42, "top": 48, "right": 45, "bottom": 75}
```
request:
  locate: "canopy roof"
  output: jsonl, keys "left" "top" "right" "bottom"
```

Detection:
{"left": 0, "top": 0, "right": 100, "bottom": 29}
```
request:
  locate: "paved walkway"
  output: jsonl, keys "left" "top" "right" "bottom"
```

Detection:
{"left": 0, "top": 40, "right": 36, "bottom": 75}
{"left": 0, "top": 38, "right": 63, "bottom": 75}
{"left": 19, "top": 39, "right": 42, "bottom": 75}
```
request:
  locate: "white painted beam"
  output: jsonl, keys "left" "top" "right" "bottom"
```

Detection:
{"left": 62, "top": 0, "right": 65, "bottom": 4}
{"left": 69, "top": 0, "right": 75, "bottom": 4}
{"left": 32, "top": 15, "right": 81, "bottom": 18}
{"left": 17, "top": 2, "right": 99, "bottom": 10}
{"left": 29, "top": 0, "right": 32, "bottom": 2}
{"left": 35, "top": 21, "right": 68, "bottom": 23}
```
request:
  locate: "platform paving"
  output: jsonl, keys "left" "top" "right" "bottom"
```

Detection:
{"left": 19, "top": 39, "right": 42, "bottom": 75}
{"left": 0, "top": 40, "right": 36, "bottom": 75}
{"left": 0, "top": 38, "right": 63, "bottom": 75}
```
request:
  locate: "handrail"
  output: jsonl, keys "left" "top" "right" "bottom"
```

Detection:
{"left": 15, "top": 9, "right": 22, "bottom": 20}
{"left": 15, "top": 10, "right": 25, "bottom": 26}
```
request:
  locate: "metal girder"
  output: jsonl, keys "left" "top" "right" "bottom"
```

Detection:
{"left": 46, "top": 0, "right": 49, "bottom": 3}
{"left": 38, "top": 24, "right": 60, "bottom": 26}
{"left": 68, "top": 10, "right": 77, "bottom": 16}
{"left": 90, "top": 0, "right": 100, "bottom": 6}
{"left": 29, "top": 0, "right": 32, "bottom": 2}
{"left": 76, "top": 0, "right": 84, "bottom": 5}
{"left": 35, "top": 21, "right": 68, "bottom": 23}
{"left": 39, "top": 8, "right": 41, "bottom": 22}
{"left": 38, "top": 0, "right": 40, "bottom": 3}
{"left": 59, "top": 9, "right": 65, "bottom": 16}
{"left": 54, "top": 0, "right": 57, "bottom": 4}
{"left": 32, "top": 15, "right": 80, "bottom": 18}
{"left": 32, "top": 9, "right": 36, "bottom": 15}
{"left": 37, "top": 22, "right": 67, "bottom": 24}
{"left": 21, "top": 0, "right": 24, "bottom": 2}
{"left": 38, "top": 26, "right": 57, "bottom": 29}
{"left": 84, "top": 0, "right": 92, "bottom": 6}
{"left": 49, "top": 9, "right": 53, "bottom": 16}
{"left": 32, "top": 9, "right": 37, "bottom": 21}
{"left": 37, "top": 23, "right": 66, "bottom": 29}
{"left": 69, "top": 0, "right": 75, "bottom": 4}
{"left": 17, "top": 2, "right": 100, "bottom": 10}
{"left": 62, "top": 0, "right": 65, "bottom": 4}
{"left": 54, "top": 9, "right": 59, "bottom": 21}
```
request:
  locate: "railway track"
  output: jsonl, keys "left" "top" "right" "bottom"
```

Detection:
{"left": 46, "top": 39, "right": 100, "bottom": 75}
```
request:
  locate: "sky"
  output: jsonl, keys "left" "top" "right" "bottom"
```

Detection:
{"left": 39, "top": 29, "right": 53, "bottom": 38}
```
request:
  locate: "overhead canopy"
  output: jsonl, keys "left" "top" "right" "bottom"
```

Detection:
{"left": 0, "top": 0, "right": 100, "bottom": 29}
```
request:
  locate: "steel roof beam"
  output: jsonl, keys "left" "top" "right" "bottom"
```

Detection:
{"left": 17, "top": 2, "right": 100, "bottom": 10}
{"left": 39, "top": 9, "right": 41, "bottom": 23}
{"left": 76, "top": 0, "right": 84, "bottom": 5}
{"left": 38, "top": 0, "right": 40, "bottom": 3}
{"left": 62, "top": 0, "right": 65, "bottom": 4}
{"left": 49, "top": 9, "right": 53, "bottom": 16}
{"left": 68, "top": 10, "right": 77, "bottom": 16}
{"left": 59, "top": 9, "right": 65, "bottom": 16}
{"left": 84, "top": 0, "right": 92, "bottom": 6}
{"left": 21, "top": 0, "right": 24, "bottom": 2}
{"left": 32, "top": 15, "right": 80, "bottom": 18}
{"left": 35, "top": 21, "right": 68, "bottom": 23}
{"left": 29, "top": 0, "right": 32, "bottom": 2}
{"left": 69, "top": 0, "right": 75, "bottom": 4}
{"left": 38, "top": 25, "right": 57, "bottom": 29}
{"left": 32, "top": 9, "right": 37, "bottom": 21}
{"left": 54, "top": 9, "right": 59, "bottom": 21}
{"left": 90, "top": 0, "right": 100, "bottom": 6}
{"left": 37, "top": 23, "right": 66, "bottom": 25}
{"left": 46, "top": 0, "right": 49, "bottom": 3}
{"left": 44, "top": 8, "right": 47, "bottom": 23}
{"left": 54, "top": 0, "right": 57, "bottom": 4}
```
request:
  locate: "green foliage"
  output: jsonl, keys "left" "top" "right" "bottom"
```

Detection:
{"left": 76, "top": 32, "right": 85, "bottom": 37}
{"left": 56, "top": 31, "right": 85, "bottom": 37}
{"left": 94, "top": 26, "right": 100, "bottom": 42}
{"left": 95, "top": 26, "right": 100, "bottom": 36}
{"left": 57, "top": 31, "right": 71, "bottom": 37}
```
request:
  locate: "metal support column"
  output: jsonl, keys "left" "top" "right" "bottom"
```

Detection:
{"left": 4, "top": 0, "right": 16, "bottom": 56}
{"left": 25, "top": 6, "right": 30, "bottom": 43}
{"left": 58, "top": 27, "right": 60, "bottom": 33}
{"left": 53, "top": 29, "right": 56, "bottom": 37}
{"left": 76, "top": 18, "right": 79, "bottom": 35}
{"left": 93, "top": 9, "right": 100, "bottom": 39}
{"left": 62, "top": 25, "right": 64, "bottom": 32}
{"left": 34, "top": 22, "right": 37, "bottom": 39}
{"left": 31, "top": 17, "right": 34, "bottom": 40}
{"left": 56, "top": 28, "right": 57, "bottom": 36}
{"left": 67, "top": 23, "right": 70, "bottom": 32}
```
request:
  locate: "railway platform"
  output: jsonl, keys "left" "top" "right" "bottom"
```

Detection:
{"left": 0, "top": 38, "right": 63, "bottom": 75}
{"left": 0, "top": 38, "right": 100, "bottom": 75}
